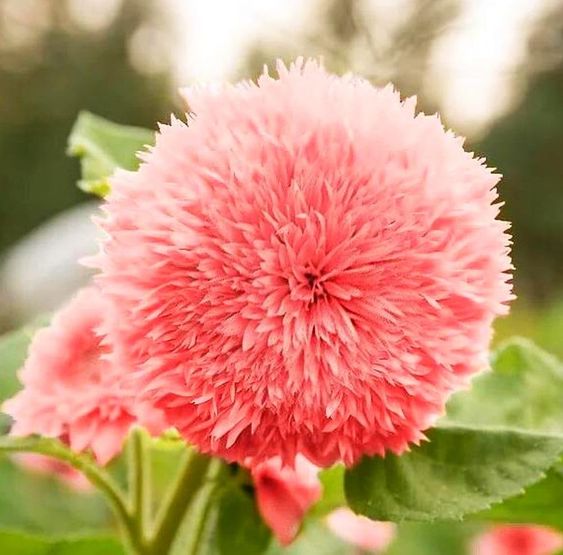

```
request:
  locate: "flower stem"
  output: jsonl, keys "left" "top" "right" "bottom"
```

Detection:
{"left": 149, "top": 450, "right": 211, "bottom": 554}
{"left": 183, "top": 459, "right": 224, "bottom": 555}
{"left": 0, "top": 435, "right": 143, "bottom": 552}
{"left": 128, "top": 427, "right": 151, "bottom": 551}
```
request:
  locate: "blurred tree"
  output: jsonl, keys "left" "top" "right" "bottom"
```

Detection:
{"left": 0, "top": 0, "right": 175, "bottom": 254}
{"left": 476, "top": 1, "right": 563, "bottom": 300}
{"left": 239, "top": 0, "right": 461, "bottom": 114}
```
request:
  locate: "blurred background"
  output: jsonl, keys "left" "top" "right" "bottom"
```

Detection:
{"left": 1, "top": 0, "right": 563, "bottom": 347}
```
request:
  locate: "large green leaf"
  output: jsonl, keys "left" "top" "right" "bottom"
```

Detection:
{"left": 344, "top": 425, "right": 563, "bottom": 522}
{"left": 67, "top": 112, "right": 154, "bottom": 197}
{"left": 477, "top": 461, "right": 563, "bottom": 531}
{"left": 0, "top": 530, "right": 123, "bottom": 555}
{"left": 445, "top": 337, "right": 563, "bottom": 433}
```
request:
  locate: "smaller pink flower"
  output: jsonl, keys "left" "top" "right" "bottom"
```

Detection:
{"left": 3, "top": 287, "right": 165, "bottom": 465}
{"left": 251, "top": 455, "right": 322, "bottom": 545}
{"left": 326, "top": 508, "right": 396, "bottom": 552}
{"left": 472, "top": 525, "right": 563, "bottom": 555}
{"left": 14, "top": 454, "right": 92, "bottom": 492}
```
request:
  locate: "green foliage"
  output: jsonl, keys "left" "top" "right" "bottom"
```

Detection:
{"left": 0, "top": 327, "right": 114, "bottom": 536}
{"left": 311, "top": 465, "right": 345, "bottom": 517}
{"left": 475, "top": 3, "right": 563, "bottom": 298}
{"left": 0, "top": 0, "right": 173, "bottom": 261}
{"left": 386, "top": 522, "right": 480, "bottom": 555}
{"left": 67, "top": 112, "right": 154, "bottom": 197}
{"left": 216, "top": 488, "right": 272, "bottom": 555}
{"left": 0, "top": 327, "right": 33, "bottom": 403}
{"left": 0, "top": 318, "right": 48, "bottom": 431}
{"left": 478, "top": 461, "right": 563, "bottom": 531}
{"left": 445, "top": 337, "right": 563, "bottom": 433}
{"left": 0, "top": 458, "right": 111, "bottom": 535}
{"left": 0, "top": 531, "right": 124, "bottom": 555}
{"left": 344, "top": 425, "right": 563, "bottom": 522}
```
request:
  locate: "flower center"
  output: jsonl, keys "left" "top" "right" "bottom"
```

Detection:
{"left": 303, "top": 271, "right": 325, "bottom": 303}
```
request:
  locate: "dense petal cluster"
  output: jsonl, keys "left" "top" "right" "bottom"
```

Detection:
{"left": 251, "top": 455, "right": 321, "bottom": 544}
{"left": 472, "top": 525, "right": 563, "bottom": 555}
{"left": 326, "top": 508, "right": 396, "bottom": 552}
{"left": 95, "top": 59, "right": 513, "bottom": 467}
{"left": 3, "top": 287, "right": 162, "bottom": 465}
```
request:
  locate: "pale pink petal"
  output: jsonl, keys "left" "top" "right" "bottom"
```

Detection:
{"left": 3, "top": 287, "right": 163, "bottom": 465}
{"left": 326, "top": 508, "right": 396, "bottom": 552}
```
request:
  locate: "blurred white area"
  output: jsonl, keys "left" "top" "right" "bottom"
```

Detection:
{"left": 429, "top": 0, "right": 547, "bottom": 136}
{"left": 0, "top": 204, "right": 99, "bottom": 323}
{"left": 162, "top": 0, "right": 549, "bottom": 134}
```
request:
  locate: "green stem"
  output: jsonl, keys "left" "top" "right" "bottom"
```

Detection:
{"left": 183, "top": 459, "right": 224, "bottom": 555}
{"left": 0, "top": 436, "right": 142, "bottom": 552}
{"left": 149, "top": 450, "right": 211, "bottom": 555}
{"left": 128, "top": 428, "right": 151, "bottom": 552}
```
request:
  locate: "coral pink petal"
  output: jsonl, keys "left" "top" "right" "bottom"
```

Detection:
{"left": 472, "top": 525, "right": 563, "bottom": 555}
{"left": 251, "top": 456, "right": 322, "bottom": 545}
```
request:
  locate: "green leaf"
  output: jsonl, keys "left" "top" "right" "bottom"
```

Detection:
{"left": 0, "top": 320, "right": 47, "bottom": 403}
{"left": 344, "top": 425, "right": 563, "bottom": 522}
{"left": 445, "top": 337, "right": 563, "bottom": 433}
{"left": 215, "top": 487, "right": 271, "bottom": 555}
{"left": 310, "top": 465, "right": 345, "bottom": 517}
{"left": 0, "top": 530, "right": 124, "bottom": 555}
{"left": 0, "top": 319, "right": 49, "bottom": 431}
{"left": 0, "top": 457, "right": 112, "bottom": 535}
{"left": 477, "top": 461, "right": 563, "bottom": 531}
{"left": 67, "top": 112, "right": 154, "bottom": 197}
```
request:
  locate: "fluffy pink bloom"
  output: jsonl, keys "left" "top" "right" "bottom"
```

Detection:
{"left": 251, "top": 455, "right": 321, "bottom": 545}
{"left": 3, "top": 287, "right": 163, "bottom": 465}
{"left": 14, "top": 454, "right": 92, "bottom": 492}
{"left": 94, "top": 58, "right": 513, "bottom": 467}
{"left": 472, "top": 525, "right": 563, "bottom": 555}
{"left": 326, "top": 508, "right": 396, "bottom": 552}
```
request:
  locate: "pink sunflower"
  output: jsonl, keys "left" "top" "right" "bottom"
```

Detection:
{"left": 4, "top": 287, "right": 164, "bottom": 465}
{"left": 94, "top": 58, "right": 513, "bottom": 467}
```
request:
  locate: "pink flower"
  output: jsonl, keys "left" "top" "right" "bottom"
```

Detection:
{"left": 94, "top": 58, "right": 513, "bottom": 467}
{"left": 251, "top": 455, "right": 321, "bottom": 545}
{"left": 3, "top": 287, "right": 163, "bottom": 465}
{"left": 14, "top": 453, "right": 92, "bottom": 492}
{"left": 326, "top": 508, "right": 396, "bottom": 552}
{"left": 472, "top": 525, "right": 563, "bottom": 555}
